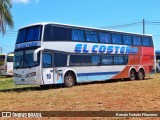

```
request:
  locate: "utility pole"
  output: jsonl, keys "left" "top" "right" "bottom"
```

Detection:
{"left": 143, "top": 19, "right": 145, "bottom": 34}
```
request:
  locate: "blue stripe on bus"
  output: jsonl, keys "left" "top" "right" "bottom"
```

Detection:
{"left": 77, "top": 71, "right": 120, "bottom": 77}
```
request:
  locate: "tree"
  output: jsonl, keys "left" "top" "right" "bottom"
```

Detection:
{"left": 0, "top": 0, "right": 14, "bottom": 35}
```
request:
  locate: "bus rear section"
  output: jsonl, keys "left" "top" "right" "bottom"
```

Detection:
{"left": 0, "top": 54, "right": 14, "bottom": 76}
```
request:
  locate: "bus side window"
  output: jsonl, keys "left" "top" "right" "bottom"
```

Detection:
{"left": 142, "top": 37, "right": 152, "bottom": 46}
{"left": 123, "top": 35, "right": 133, "bottom": 45}
{"left": 43, "top": 53, "right": 52, "bottom": 68}
{"left": 124, "top": 56, "right": 129, "bottom": 64}
{"left": 43, "top": 25, "right": 70, "bottom": 41}
{"left": 91, "top": 56, "right": 100, "bottom": 65}
{"left": 86, "top": 31, "right": 99, "bottom": 43}
{"left": 54, "top": 53, "right": 67, "bottom": 67}
{"left": 114, "top": 56, "right": 124, "bottom": 65}
{"left": 72, "top": 29, "right": 85, "bottom": 42}
{"left": 101, "top": 56, "right": 113, "bottom": 65}
{"left": 99, "top": 32, "right": 111, "bottom": 43}
{"left": 112, "top": 34, "right": 122, "bottom": 44}
{"left": 133, "top": 36, "right": 142, "bottom": 46}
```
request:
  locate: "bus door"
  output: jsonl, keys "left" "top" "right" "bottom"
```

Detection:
{"left": 0, "top": 55, "right": 5, "bottom": 75}
{"left": 42, "top": 52, "right": 54, "bottom": 84}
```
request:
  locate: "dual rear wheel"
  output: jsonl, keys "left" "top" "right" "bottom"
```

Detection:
{"left": 129, "top": 69, "right": 145, "bottom": 80}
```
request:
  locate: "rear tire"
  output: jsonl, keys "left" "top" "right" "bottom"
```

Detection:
{"left": 64, "top": 72, "right": 75, "bottom": 87}
{"left": 129, "top": 69, "right": 136, "bottom": 80}
{"left": 137, "top": 69, "right": 145, "bottom": 80}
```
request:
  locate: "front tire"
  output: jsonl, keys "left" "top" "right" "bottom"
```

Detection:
{"left": 64, "top": 72, "right": 75, "bottom": 87}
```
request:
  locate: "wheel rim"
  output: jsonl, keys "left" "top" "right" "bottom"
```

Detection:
{"left": 65, "top": 75, "right": 74, "bottom": 86}
{"left": 138, "top": 71, "right": 143, "bottom": 79}
{"left": 130, "top": 70, "right": 135, "bottom": 80}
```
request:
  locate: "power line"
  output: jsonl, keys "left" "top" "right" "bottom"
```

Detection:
{"left": 99, "top": 21, "right": 142, "bottom": 29}
{"left": 100, "top": 20, "right": 160, "bottom": 29}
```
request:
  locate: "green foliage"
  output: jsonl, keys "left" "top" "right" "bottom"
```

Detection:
{"left": 0, "top": 0, "right": 14, "bottom": 35}
{"left": 0, "top": 77, "right": 14, "bottom": 90}
{"left": 0, "top": 77, "right": 37, "bottom": 90}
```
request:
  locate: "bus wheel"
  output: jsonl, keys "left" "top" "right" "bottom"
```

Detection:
{"left": 137, "top": 69, "right": 145, "bottom": 80}
{"left": 129, "top": 69, "right": 136, "bottom": 80}
{"left": 64, "top": 72, "right": 75, "bottom": 87}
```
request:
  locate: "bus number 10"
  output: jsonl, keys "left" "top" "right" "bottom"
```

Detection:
{"left": 46, "top": 74, "right": 51, "bottom": 79}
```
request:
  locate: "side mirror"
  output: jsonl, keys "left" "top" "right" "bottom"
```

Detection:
{"left": 33, "top": 47, "right": 44, "bottom": 62}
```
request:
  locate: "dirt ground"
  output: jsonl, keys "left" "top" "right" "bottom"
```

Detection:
{"left": 0, "top": 74, "right": 160, "bottom": 120}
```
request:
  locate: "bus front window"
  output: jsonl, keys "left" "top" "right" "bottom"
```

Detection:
{"left": 7, "top": 56, "right": 14, "bottom": 62}
{"left": 14, "top": 52, "right": 23, "bottom": 68}
{"left": 16, "top": 25, "right": 42, "bottom": 44}
{"left": 0, "top": 55, "right": 5, "bottom": 66}
{"left": 25, "top": 50, "right": 40, "bottom": 68}
{"left": 14, "top": 50, "right": 40, "bottom": 69}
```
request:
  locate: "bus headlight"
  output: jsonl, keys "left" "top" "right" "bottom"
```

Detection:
{"left": 13, "top": 73, "right": 22, "bottom": 78}
{"left": 26, "top": 72, "right": 36, "bottom": 77}
{"left": 13, "top": 73, "right": 18, "bottom": 77}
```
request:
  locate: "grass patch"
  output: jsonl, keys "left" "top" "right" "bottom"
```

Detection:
{"left": 0, "top": 74, "right": 160, "bottom": 112}
{"left": 0, "top": 77, "right": 38, "bottom": 90}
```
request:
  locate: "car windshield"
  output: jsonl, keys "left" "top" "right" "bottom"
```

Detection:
{"left": 16, "top": 25, "right": 42, "bottom": 44}
{"left": 14, "top": 50, "right": 40, "bottom": 68}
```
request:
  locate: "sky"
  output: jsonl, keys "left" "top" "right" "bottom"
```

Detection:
{"left": 1, "top": 0, "right": 160, "bottom": 53}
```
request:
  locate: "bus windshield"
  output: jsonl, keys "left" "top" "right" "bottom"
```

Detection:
{"left": 0, "top": 55, "right": 5, "bottom": 66}
{"left": 16, "top": 25, "right": 42, "bottom": 44}
{"left": 7, "top": 56, "right": 14, "bottom": 62}
{"left": 14, "top": 50, "right": 40, "bottom": 69}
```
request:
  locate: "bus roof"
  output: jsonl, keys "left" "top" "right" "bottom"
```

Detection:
{"left": 8, "top": 54, "right": 14, "bottom": 56}
{"left": 20, "top": 22, "right": 152, "bottom": 37}
{"left": 0, "top": 54, "right": 6, "bottom": 56}
{"left": 0, "top": 52, "right": 14, "bottom": 56}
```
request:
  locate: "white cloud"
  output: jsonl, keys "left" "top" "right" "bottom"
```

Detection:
{"left": 12, "top": 0, "right": 39, "bottom": 4}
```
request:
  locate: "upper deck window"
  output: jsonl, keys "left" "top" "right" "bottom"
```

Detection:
{"left": 133, "top": 36, "right": 142, "bottom": 46}
{"left": 26, "top": 26, "right": 41, "bottom": 42}
{"left": 16, "top": 25, "right": 42, "bottom": 44}
{"left": 86, "top": 31, "right": 99, "bottom": 42}
{"left": 112, "top": 34, "right": 122, "bottom": 44}
{"left": 16, "top": 29, "right": 27, "bottom": 43}
{"left": 99, "top": 32, "right": 111, "bottom": 43}
{"left": 43, "top": 25, "right": 71, "bottom": 41}
{"left": 142, "top": 37, "right": 152, "bottom": 46}
{"left": 123, "top": 35, "right": 133, "bottom": 45}
{"left": 72, "top": 29, "right": 85, "bottom": 41}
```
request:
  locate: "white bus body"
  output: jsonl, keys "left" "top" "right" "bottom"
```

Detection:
{"left": 0, "top": 53, "right": 14, "bottom": 76}
{"left": 13, "top": 22, "right": 154, "bottom": 87}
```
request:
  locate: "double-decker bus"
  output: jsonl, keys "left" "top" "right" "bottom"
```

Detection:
{"left": 13, "top": 22, "right": 154, "bottom": 87}
{"left": 0, "top": 53, "right": 14, "bottom": 76}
